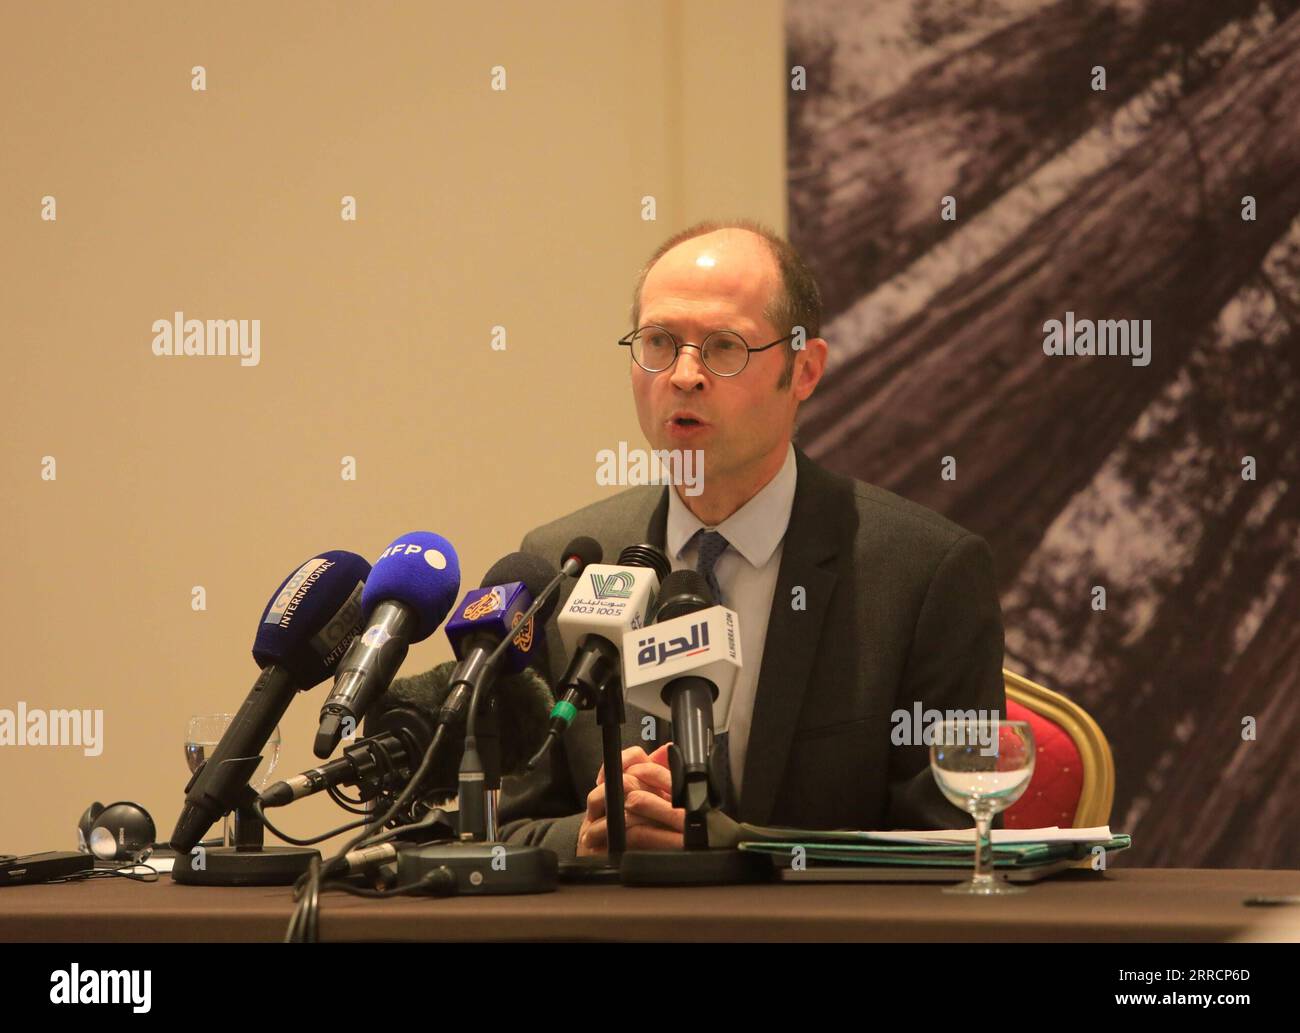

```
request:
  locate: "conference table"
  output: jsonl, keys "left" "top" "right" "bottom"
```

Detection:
{"left": 2, "top": 867, "right": 1298, "bottom": 941}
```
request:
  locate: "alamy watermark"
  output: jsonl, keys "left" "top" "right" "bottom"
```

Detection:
{"left": 50, "top": 965, "right": 151, "bottom": 1013}
{"left": 1042, "top": 311, "right": 1150, "bottom": 367}
{"left": 0, "top": 702, "right": 103, "bottom": 756}
{"left": 151, "top": 311, "right": 260, "bottom": 367}
{"left": 890, "top": 705, "right": 1001, "bottom": 756}
{"left": 596, "top": 442, "right": 703, "bottom": 496}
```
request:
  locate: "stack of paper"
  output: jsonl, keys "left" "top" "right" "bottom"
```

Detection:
{"left": 737, "top": 823, "right": 1130, "bottom": 877}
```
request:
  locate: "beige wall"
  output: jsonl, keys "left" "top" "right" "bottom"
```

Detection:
{"left": 0, "top": 1, "right": 785, "bottom": 858}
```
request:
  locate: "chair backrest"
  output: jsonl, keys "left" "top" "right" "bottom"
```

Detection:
{"left": 1001, "top": 669, "right": 1114, "bottom": 829}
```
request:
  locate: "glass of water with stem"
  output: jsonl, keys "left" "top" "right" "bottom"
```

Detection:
{"left": 185, "top": 715, "right": 282, "bottom": 846}
{"left": 930, "top": 718, "right": 1034, "bottom": 895}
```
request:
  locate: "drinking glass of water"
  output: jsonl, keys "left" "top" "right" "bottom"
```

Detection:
{"left": 185, "top": 715, "right": 282, "bottom": 846}
{"left": 930, "top": 718, "right": 1034, "bottom": 895}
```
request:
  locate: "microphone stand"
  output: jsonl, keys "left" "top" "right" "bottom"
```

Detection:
{"left": 619, "top": 683, "right": 769, "bottom": 886}
{"left": 392, "top": 678, "right": 558, "bottom": 895}
{"left": 597, "top": 675, "right": 628, "bottom": 858}
{"left": 396, "top": 555, "right": 599, "bottom": 893}
{"left": 547, "top": 634, "right": 629, "bottom": 883}
{"left": 172, "top": 776, "right": 319, "bottom": 886}
{"left": 554, "top": 667, "right": 627, "bottom": 884}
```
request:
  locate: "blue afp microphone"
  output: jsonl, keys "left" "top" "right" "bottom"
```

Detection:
{"left": 314, "top": 532, "right": 461, "bottom": 759}
{"left": 171, "top": 549, "right": 371, "bottom": 854}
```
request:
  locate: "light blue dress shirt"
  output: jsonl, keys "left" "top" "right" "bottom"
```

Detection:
{"left": 664, "top": 442, "right": 798, "bottom": 800}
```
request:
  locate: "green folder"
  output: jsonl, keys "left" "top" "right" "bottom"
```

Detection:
{"left": 738, "top": 832, "right": 1131, "bottom": 869}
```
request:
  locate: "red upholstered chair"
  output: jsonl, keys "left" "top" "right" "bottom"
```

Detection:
{"left": 1001, "top": 669, "right": 1114, "bottom": 831}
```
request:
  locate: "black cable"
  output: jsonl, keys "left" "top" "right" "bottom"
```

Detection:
{"left": 325, "top": 867, "right": 457, "bottom": 898}
{"left": 286, "top": 855, "right": 322, "bottom": 944}
{"left": 285, "top": 862, "right": 310, "bottom": 943}
{"left": 283, "top": 722, "right": 452, "bottom": 942}
{"left": 326, "top": 784, "right": 372, "bottom": 815}
{"left": 307, "top": 859, "right": 320, "bottom": 942}
{"left": 254, "top": 801, "right": 369, "bottom": 847}
{"left": 329, "top": 782, "right": 368, "bottom": 806}
{"left": 331, "top": 724, "right": 450, "bottom": 860}
{"left": 49, "top": 863, "right": 160, "bottom": 884}
{"left": 287, "top": 842, "right": 459, "bottom": 941}
{"left": 358, "top": 807, "right": 453, "bottom": 847}
{"left": 287, "top": 562, "right": 565, "bottom": 946}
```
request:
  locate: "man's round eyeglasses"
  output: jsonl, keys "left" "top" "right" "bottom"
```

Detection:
{"left": 618, "top": 324, "right": 795, "bottom": 377}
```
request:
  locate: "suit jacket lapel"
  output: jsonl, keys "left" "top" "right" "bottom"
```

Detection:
{"left": 630, "top": 450, "right": 847, "bottom": 825}
{"left": 738, "top": 447, "right": 846, "bottom": 825}
{"left": 645, "top": 487, "right": 670, "bottom": 549}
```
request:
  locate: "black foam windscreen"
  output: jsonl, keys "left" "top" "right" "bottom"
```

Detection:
{"left": 364, "top": 661, "right": 460, "bottom": 789}
{"left": 562, "top": 535, "right": 602, "bottom": 572}
{"left": 489, "top": 665, "right": 556, "bottom": 773}
{"left": 653, "top": 568, "right": 715, "bottom": 623}
{"left": 365, "top": 660, "right": 555, "bottom": 790}
{"left": 617, "top": 543, "right": 672, "bottom": 583}
{"left": 480, "top": 552, "right": 562, "bottom": 624}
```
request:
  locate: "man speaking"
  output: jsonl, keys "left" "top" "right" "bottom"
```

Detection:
{"left": 498, "top": 219, "right": 1006, "bottom": 859}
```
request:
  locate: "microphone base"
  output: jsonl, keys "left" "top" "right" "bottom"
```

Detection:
{"left": 620, "top": 848, "right": 771, "bottom": 886}
{"left": 557, "top": 855, "right": 623, "bottom": 884}
{"left": 396, "top": 842, "right": 558, "bottom": 895}
{"left": 171, "top": 846, "right": 321, "bottom": 886}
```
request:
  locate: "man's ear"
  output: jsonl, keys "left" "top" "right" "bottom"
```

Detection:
{"left": 793, "top": 337, "right": 829, "bottom": 401}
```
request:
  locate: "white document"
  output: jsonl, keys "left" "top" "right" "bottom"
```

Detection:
{"left": 859, "top": 825, "right": 1114, "bottom": 845}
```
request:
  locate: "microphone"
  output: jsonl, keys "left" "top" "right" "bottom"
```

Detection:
{"left": 440, "top": 541, "right": 599, "bottom": 842}
{"left": 380, "top": 661, "right": 555, "bottom": 778}
{"left": 621, "top": 569, "right": 742, "bottom": 845}
{"left": 558, "top": 536, "right": 604, "bottom": 579}
{"left": 347, "top": 661, "right": 563, "bottom": 897}
{"left": 441, "top": 551, "right": 560, "bottom": 841}
{"left": 439, "top": 537, "right": 598, "bottom": 732}
{"left": 262, "top": 659, "right": 554, "bottom": 811}
{"left": 442, "top": 551, "right": 559, "bottom": 719}
{"left": 170, "top": 550, "right": 372, "bottom": 854}
{"left": 529, "top": 544, "right": 672, "bottom": 768}
{"left": 314, "top": 532, "right": 462, "bottom": 759}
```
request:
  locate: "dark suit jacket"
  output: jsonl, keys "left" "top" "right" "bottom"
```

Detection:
{"left": 496, "top": 445, "right": 1006, "bottom": 861}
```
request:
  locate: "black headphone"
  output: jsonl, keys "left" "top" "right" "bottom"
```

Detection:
{"left": 76, "top": 801, "right": 156, "bottom": 864}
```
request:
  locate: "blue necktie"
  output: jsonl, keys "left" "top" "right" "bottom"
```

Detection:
{"left": 689, "top": 528, "right": 733, "bottom": 810}
{"left": 692, "top": 529, "right": 730, "bottom": 606}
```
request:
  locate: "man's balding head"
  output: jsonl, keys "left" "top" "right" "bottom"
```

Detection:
{"left": 626, "top": 219, "right": 828, "bottom": 523}
{"left": 630, "top": 219, "right": 822, "bottom": 390}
